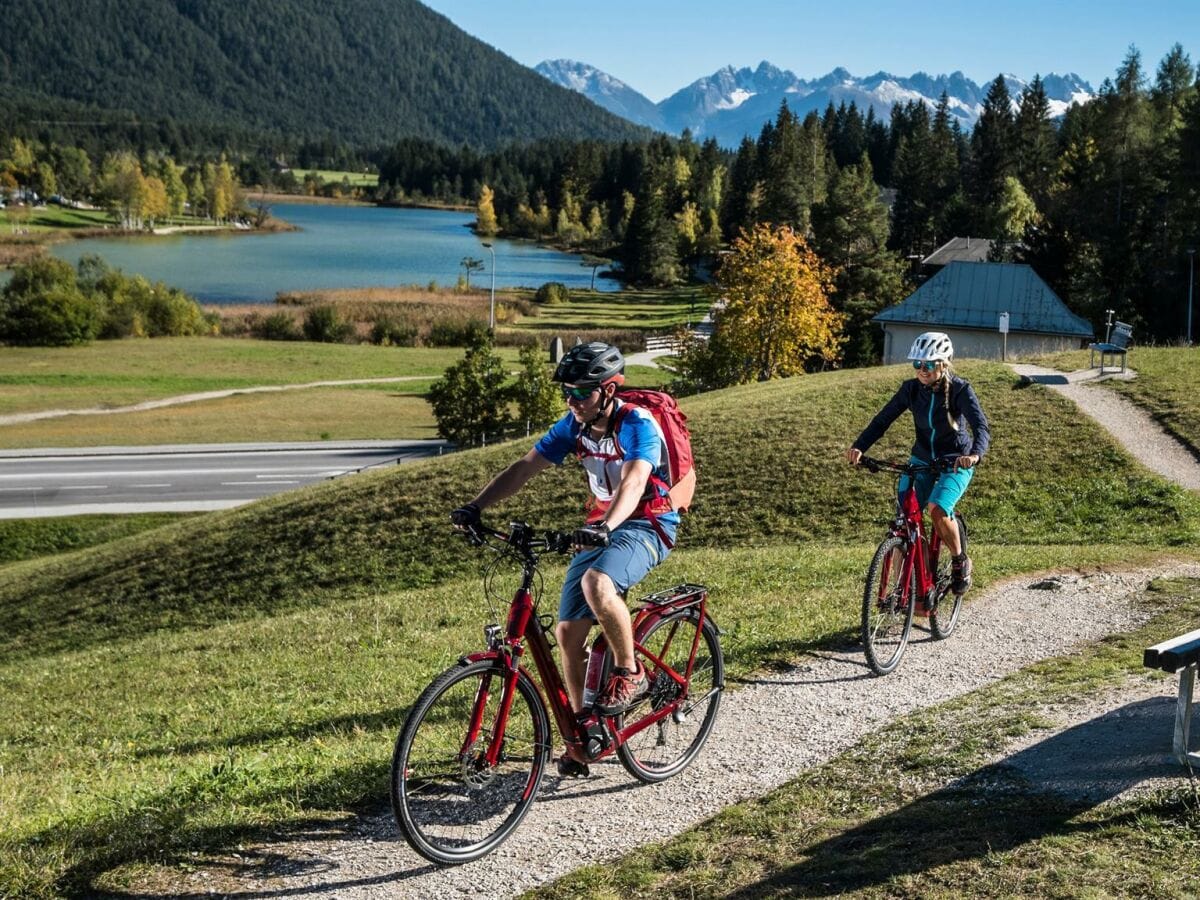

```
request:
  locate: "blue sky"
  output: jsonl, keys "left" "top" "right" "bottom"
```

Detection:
{"left": 423, "top": 1, "right": 1200, "bottom": 101}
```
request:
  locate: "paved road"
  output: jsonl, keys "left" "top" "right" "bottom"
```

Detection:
{"left": 0, "top": 440, "right": 450, "bottom": 518}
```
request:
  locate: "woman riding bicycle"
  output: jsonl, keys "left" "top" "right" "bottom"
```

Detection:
{"left": 845, "top": 332, "right": 990, "bottom": 595}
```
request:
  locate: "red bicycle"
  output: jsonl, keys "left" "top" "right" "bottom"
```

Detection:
{"left": 857, "top": 456, "right": 969, "bottom": 675}
{"left": 390, "top": 519, "right": 724, "bottom": 865}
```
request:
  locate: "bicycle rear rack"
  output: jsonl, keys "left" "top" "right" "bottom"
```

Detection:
{"left": 636, "top": 582, "right": 708, "bottom": 609}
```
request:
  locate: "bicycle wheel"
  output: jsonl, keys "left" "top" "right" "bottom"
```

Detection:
{"left": 930, "top": 514, "right": 968, "bottom": 640}
{"left": 616, "top": 609, "right": 723, "bottom": 783}
{"left": 391, "top": 658, "right": 550, "bottom": 865}
{"left": 861, "top": 535, "right": 915, "bottom": 676}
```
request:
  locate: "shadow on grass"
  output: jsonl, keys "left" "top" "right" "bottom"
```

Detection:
{"left": 727, "top": 696, "right": 1196, "bottom": 898}
{"left": 25, "top": 755, "right": 419, "bottom": 898}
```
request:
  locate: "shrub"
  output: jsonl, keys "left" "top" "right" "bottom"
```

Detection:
{"left": 302, "top": 305, "right": 353, "bottom": 343}
{"left": 0, "top": 257, "right": 100, "bottom": 346}
{"left": 1, "top": 284, "right": 100, "bottom": 346}
{"left": 97, "top": 273, "right": 208, "bottom": 338}
{"left": 427, "top": 318, "right": 489, "bottom": 347}
{"left": 428, "top": 334, "right": 512, "bottom": 446}
{"left": 251, "top": 311, "right": 302, "bottom": 341}
{"left": 534, "top": 281, "right": 569, "bottom": 305}
{"left": 369, "top": 315, "right": 419, "bottom": 346}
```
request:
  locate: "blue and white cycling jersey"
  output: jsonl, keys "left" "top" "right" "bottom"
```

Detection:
{"left": 534, "top": 400, "right": 680, "bottom": 526}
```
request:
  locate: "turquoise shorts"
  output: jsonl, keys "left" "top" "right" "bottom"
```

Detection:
{"left": 559, "top": 519, "right": 675, "bottom": 622}
{"left": 897, "top": 455, "right": 974, "bottom": 516}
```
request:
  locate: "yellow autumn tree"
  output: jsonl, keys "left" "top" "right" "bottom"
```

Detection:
{"left": 476, "top": 184, "right": 499, "bottom": 236}
{"left": 715, "top": 223, "right": 844, "bottom": 380}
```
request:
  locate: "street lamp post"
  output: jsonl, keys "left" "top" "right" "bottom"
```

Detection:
{"left": 1187, "top": 248, "right": 1196, "bottom": 346}
{"left": 481, "top": 242, "right": 496, "bottom": 332}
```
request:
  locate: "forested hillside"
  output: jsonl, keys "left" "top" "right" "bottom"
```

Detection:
{"left": 0, "top": 0, "right": 646, "bottom": 152}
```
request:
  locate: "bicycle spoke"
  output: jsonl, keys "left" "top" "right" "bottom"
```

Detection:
{"left": 862, "top": 536, "right": 914, "bottom": 675}
{"left": 392, "top": 661, "right": 549, "bottom": 864}
{"left": 617, "top": 611, "right": 723, "bottom": 782}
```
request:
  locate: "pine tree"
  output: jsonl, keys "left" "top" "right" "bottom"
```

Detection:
{"left": 1151, "top": 43, "right": 1195, "bottom": 137}
{"left": 721, "top": 136, "right": 759, "bottom": 240}
{"left": 969, "top": 75, "right": 1018, "bottom": 235}
{"left": 811, "top": 157, "right": 906, "bottom": 365}
{"left": 623, "top": 173, "right": 680, "bottom": 286}
{"left": 758, "top": 101, "right": 807, "bottom": 228}
{"left": 889, "top": 101, "right": 935, "bottom": 256}
{"left": 1015, "top": 76, "right": 1056, "bottom": 209}
{"left": 930, "top": 93, "right": 964, "bottom": 242}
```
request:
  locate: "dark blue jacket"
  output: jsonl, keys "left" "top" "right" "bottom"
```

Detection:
{"left": 853, "top": 375, "right": 990, "bottom": 463}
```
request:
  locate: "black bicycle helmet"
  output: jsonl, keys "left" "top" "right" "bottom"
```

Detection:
{"left": 552, "top": 341, "right": 626, "bottom": 387}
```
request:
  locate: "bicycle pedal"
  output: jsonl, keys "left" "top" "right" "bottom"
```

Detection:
{"left": 555, "top": 755, "right": 590, "bottom": 777}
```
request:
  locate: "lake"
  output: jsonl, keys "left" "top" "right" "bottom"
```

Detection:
{"left": 50, "top": 202, "right": 618, "bottom": 303}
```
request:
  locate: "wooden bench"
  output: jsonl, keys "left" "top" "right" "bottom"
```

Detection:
{"left": 1144, "top": 628, "right": 1200, "bottom": 766}
{"left": 1089, "top": 321, "right": 1133, "bottom": 373}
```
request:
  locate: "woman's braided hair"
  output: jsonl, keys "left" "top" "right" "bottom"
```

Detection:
{"left": 937, "top": 361, "right": 959, "bottom": 432}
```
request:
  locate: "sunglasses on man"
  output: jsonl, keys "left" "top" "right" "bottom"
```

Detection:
{"left": 912, "top": 360, "right": 941, "bottom": 372}
{"left": 561, "top": 385, "right": 598, "bottom": 401}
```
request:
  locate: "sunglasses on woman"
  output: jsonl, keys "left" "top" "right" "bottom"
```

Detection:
{"left": 561, "top": 385, "right": 598, "bottom": 401}
{"left": 912, "top": 360, "right": 941, "bottom": 372}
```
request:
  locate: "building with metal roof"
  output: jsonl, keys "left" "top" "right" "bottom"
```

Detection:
{"left": 874, "top": 261, "right": 1095, "bottom": 363}
{"left": 921, "top": 236, "right": 993, "bottom": 271}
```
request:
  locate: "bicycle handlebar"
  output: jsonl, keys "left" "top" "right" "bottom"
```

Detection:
{"left": 456, "top": 520, "right": 574, "bottom": 558}
{"left": 857, "top": 455, "right": 966, "bottom": 475}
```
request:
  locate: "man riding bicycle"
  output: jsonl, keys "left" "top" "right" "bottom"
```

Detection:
{"left": 845, "top": 332, "right": 990, "bottom": 594}
{"left": 451, "top": 341, "right": 679, "bottom": 775}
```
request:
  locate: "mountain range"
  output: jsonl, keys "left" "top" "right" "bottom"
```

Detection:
{"left": 0, "top": 0, "right": 646, "bottom": 152}
{"left": 536, "top": 60, "right": 1095, "bottom": 146}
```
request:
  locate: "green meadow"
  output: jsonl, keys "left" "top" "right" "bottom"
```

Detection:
{"left": 2, "top": 357, "right": 1199, "bottom": 896}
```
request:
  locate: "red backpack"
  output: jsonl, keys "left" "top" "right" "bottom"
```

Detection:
{"left": 576, "top": 388, "right": 696, "bottom": 548}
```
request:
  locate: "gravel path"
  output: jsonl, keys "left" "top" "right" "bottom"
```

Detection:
{"left": 0, "top": 377, "right": 431, "bottom": 426}
{"left": 146, "top": 564, "right": 1200, "bottom": 899}
{"left": 131, "top": 362, "right": 1200, "bottom": 898}
{"left": 1010, "top": 364, "right": 1200, "bottom": 491}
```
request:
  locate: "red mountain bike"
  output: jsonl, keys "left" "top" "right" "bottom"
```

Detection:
{"left": 857, "top": 456, "right": 969, "bottom": 676}
{"left": 390, "top": 519, "right": 724, "bottom": 865}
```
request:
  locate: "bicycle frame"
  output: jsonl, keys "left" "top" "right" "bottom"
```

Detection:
{"left": 881, "top": 470, "right": 945, "bottom": 616}
{"left": 461, "top": 525, "right": 713, "bottom": 771}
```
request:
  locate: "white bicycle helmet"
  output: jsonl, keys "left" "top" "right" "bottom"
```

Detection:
{"left": 907, "top": 331, "right": 954, "bottom": 363}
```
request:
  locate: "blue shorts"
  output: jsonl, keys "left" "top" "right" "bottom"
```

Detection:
{"left": 558, "top": 519, "right": 675, "bottom": 622}
{"left": 897, "top": 455, "right": 974, "bottom": 516}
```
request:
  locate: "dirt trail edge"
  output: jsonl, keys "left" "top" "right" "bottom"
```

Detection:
{"left": 138, "top": 562, "right": 1200, "bottom": 899}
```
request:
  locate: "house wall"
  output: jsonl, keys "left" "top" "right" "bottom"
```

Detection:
{"left": 880, "top": 325, "right": 1088, "bottom": 364}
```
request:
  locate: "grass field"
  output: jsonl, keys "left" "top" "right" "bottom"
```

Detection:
{"left": 295, "top": 169, "right": 379, "bottom": 187}
{"left": 0, "top": 205, "right": 113, "bottom": 232}
{"left": 0, "top": 338, "right": 666, "bottom": 447}
{"left": 0, "top": 383, "right": 441, "bottom": 447}
{"left": 533, "top": 576, "right": 1200, "bottom": 899}
{"left": 0, "top": 513, "right": 193, "bottom": 565}
{"left": 3, "top": 361, "right": 1200, "bottom": 896}
{"left": 1036, "top": 346, "right": 1200, "bottom": 458}
{"left": 510, "top": 286, "right": 706, "bottom": 334}
{"left": 0, "top": 339, "right": 478, "bottom": 416}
